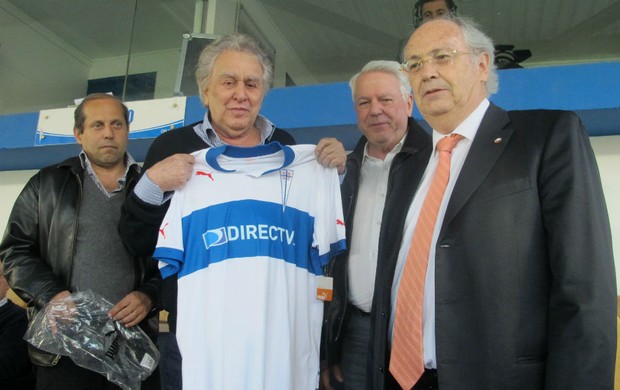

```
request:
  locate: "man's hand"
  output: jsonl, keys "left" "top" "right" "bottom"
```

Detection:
{"left": 48, "top": 290, "right": 75, "bottom": 334}
{"left": 146, "top": 153, "right": 195, "bottom": 192}
{"left": 319, "top": 361, "right": 344, "bottom": 390}
{"left": 50, "top": 290, "right": 72, "bottom": 303}
{"left": 109, "top": 291, "right": 153, "bottom": 328}
{"left": 316, "top": 138, "right": 347, "bottom": 175}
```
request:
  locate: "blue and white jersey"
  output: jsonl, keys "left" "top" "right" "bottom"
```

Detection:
{"left": 153, "top": 142, "right": 346, "bottom": 390}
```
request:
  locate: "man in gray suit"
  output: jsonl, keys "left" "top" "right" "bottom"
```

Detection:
{"left": 367, "top": 15, "right": 616, "bottom": 390}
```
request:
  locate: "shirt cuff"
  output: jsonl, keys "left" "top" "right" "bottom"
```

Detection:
{"left": 338, "top": 170, "right": 347, "bottom": 185}
{"left": 134, "top": 171, "right": 165, "bottom": 206}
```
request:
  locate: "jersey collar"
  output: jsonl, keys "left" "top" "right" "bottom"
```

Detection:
{"left": 205, "top": 142, "right": 295, "bottom": 176}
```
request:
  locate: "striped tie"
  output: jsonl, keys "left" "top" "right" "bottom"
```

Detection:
{"left": 390, "top": 133, "right": 463, "bottom": 389}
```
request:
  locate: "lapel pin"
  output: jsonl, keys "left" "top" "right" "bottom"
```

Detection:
{"left": 493, "top": 138, "right": 502, "bottom": 144}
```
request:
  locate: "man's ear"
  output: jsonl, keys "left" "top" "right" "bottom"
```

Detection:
{"left": 407, "top": 93, "right": 414, "bottom": 115}
{"left": 201, "top": 87, "right": 209, "bottom": 108}
{"left": 478, "top": 52, "right": 491, "bottom": 83}
{"left": 73, "top": 128, "right": 83, "bottom": 145}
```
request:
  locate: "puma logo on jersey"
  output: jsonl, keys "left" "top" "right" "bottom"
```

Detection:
{"left": 159, "top": 222, "right": 169, "bottom": 239}
{"left": 196, "top": 171, "right": 214, "bottom": 181}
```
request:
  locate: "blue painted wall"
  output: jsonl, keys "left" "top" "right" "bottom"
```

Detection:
{"left": 1, "top": 61, "right": 619, "bottom": 171}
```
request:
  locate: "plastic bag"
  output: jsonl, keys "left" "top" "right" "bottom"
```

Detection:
{"left": 24, "top": 290, "right": 159, "bottom": 390}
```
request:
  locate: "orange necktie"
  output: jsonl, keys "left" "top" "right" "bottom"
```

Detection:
{"left": 390, "top": 133, "right": 463, "bottom": 389}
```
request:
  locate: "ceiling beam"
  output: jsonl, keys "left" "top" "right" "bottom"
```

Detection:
{"left": 0, "top": 0, "right": 92, "bottom": 66}
{"left": 259, "top": 0, "right": 399, "bottom": 46}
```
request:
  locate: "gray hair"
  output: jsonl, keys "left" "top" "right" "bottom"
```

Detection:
{"left": 406, "top": 15, "right": 499, "bottom": 96}
{"left": 349, "top": 60, "right": 412, "bottom": 102}
{"left": 195, "top": 33, "right": 273, "bottom": 102}
{"left": 455, "top": 16, "right": 498, "bottom": 95}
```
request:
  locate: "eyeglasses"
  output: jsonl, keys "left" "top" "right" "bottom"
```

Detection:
{"left": 401, "top": 50, "right": 476, "bottom": 73}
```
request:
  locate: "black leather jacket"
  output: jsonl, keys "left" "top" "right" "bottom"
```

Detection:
{"left": 0, "top": 156, "right": 160, "bottom": 365}
{"left": 323, "top": 118, "right": 432, "bottom": 373}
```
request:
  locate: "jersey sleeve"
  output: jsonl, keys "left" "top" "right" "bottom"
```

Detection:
{"left": 153, "top": 188, "right": 186, "bottom": 279}
{"left": 312, "top": 165, "right": 347, "bottom": 271}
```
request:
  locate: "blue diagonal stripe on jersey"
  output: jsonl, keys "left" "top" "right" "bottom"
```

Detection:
{"left": 154, "top": 199, "right": 335, "bottom": 278}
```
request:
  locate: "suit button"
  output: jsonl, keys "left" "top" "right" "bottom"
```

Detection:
{"left": 440, "top": 239, "right": 455, "bottom": 247}
{"left": 379, "top": 365, "right": 384, "bottom": 373}
{"left": 381, "top": 311, "right": 386, "bottom": 317}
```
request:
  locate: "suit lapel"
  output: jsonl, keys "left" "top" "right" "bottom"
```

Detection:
{"left": 441, "top": 104, "right": 513, "bottom": 230}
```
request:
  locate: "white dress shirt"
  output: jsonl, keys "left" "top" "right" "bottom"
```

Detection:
{"left": 390, "top": 99, "right": 490, "bottom": 368}
{"left": 348, "top": 136, "right": 405, "bottom": 312}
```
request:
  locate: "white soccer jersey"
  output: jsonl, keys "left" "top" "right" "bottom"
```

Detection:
{"left": 153, "top": 142, "right": 346, "bottom": 390}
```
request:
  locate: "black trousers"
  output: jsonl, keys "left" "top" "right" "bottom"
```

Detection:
{"left": 35, "top": 356, "right": 160, "bottom": 390}
{"left": 387, "top": 368, "right": 438, "bottom": 390}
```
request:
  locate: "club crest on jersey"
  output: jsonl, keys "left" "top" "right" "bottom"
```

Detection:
{"left": 280, "top": 169, "right": 294, "bottom": 211}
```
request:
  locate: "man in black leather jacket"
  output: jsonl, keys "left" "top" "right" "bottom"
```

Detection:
{"left": 322, "top": 61, "right": 432, "bottom": 390}
{"left": 0, "top": 93, "right": 160, "bottom": 389}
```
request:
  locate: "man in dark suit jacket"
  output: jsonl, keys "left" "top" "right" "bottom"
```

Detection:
{"left": 368, "top": 15, "right": 616, "bottom": 389}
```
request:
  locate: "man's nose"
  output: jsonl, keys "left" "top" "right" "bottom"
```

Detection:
{"left": 102, "top": 124, "right": 115, "bottom": 138}
{"left": 418, "top": 59, "right": 439, "bottom": 80}
{"left": 233, "top": 83, "right": 249, "bottom": 100}
{"left": 369, "top": 100, "right": 383, "bottom": 114}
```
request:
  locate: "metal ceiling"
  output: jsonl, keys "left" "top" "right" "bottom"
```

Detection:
{"left": 0, "top": 0, "right": 620, "bottom": 113}
{"left": 3, "top": 0, "right": 620, "bottom": 84}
